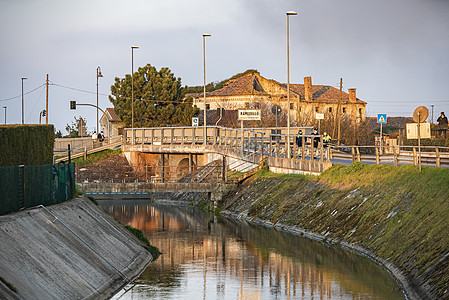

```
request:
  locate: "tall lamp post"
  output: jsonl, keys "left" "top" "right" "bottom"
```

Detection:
{"left": 3, "top": 106, "right": 6, "bottom": 125}
{"left": 286, "top": 11, "right": 297, "bottom": 158}
{"left": 96, "top": 66, "right": 103, "bottom": 133}
{"left": 203, "top": 33, "right": 211, "bottom": 145}
{"left": 131, "top": 46, "right": 139, "bottom": 144}
{"left": 21, "top": 77, "right": 27, "bottom": 124}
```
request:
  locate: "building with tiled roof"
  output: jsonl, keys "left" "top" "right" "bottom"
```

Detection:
{"left": 100, "top": 108, "right": 125, "bottom": 137}
{"left": 188, "top": 72, "right": 366, "bottom": 125}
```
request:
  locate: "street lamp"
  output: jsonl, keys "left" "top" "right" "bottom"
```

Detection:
{"left": 131, "top": 46, "right": 139, "bottom": 145}
{"left": 203, "top": 33, "right": 211, "bottom": 145}
{"left": 131, "top": 46, "right": 139, "bottom": 144}
{"left": 286, "top": 11, "right": 297, "bottom": 158}
{"left": 3, "top": 106, "right": 6, "bottom": 125}
{"left": 21, "top": 77, "right": 27, "bottom": 124}
{"left": 96, "top": 66, "right": 103, "bottom": 133}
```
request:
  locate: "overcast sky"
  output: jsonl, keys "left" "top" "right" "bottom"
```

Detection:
{"left": 1, "top": 0, "right": 448, "bottom": 133}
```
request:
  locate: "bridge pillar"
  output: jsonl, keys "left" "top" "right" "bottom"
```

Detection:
{"left": 209, "top": 192, "right": 222, "bottom": 210}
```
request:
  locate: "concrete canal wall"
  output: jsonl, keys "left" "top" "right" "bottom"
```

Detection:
{"left": 0, "top": 197, "right": 152, "bottom": 300}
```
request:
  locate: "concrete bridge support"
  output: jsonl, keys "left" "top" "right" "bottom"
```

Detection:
{"left": 208, "top": 192, "right": 223, "bottom": 210}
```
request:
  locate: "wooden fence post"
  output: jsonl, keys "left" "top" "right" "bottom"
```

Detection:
{"left": 351, "top": 147, "right": 356, "bottom": 163}
{"left": 413, "top": 147, "right": 418, "bottom": 166}
{"left": 436, "top": 147, "right": 440, "bottom": 168}
{"left": 375, "top": 147, "right": 380, "bottom": 165}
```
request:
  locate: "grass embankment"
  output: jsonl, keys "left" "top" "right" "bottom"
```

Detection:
{"left": 223, "top": 163, "right": 449, "bottom": 299}
{"left": 125, "top": 225, "right": 162, "bottom": 260}
{"left": 72, "top": 149, "right": 121, "bottom": 167}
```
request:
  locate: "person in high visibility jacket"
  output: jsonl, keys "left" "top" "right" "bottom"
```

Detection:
{"left": 323, "top": 132, "right": 331, "bottom": 148}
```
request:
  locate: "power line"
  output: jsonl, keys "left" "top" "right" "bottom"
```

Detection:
{"left": 0, "top": 84, "right": 46, "bottom": 102}
{"left": 51, "top": 82, "right": 190, "bottom": 104}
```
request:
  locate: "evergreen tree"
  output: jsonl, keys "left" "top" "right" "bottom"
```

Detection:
{"left": 109, "top": 64, "right": 198, "bottom": 127}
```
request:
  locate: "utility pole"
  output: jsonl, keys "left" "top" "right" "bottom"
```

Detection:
{"left": 46, "top": 74, "right": 49, "bottom": 124}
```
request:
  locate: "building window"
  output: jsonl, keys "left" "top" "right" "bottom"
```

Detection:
{"left": 328, "top": 107, "right": 332, "bottom": 113}
{"left": 315, "top": 107, "right": 319, "bottom": 113}
{"left": 342, "top": 107, "right": 346, "bottom": 113}
{"left": 359, "top": 108, "right": 363, "bottom": 115}
{"left": 290, "top": 103, "right": 294, "bottom": 110}
{"left": 206, "top": 104, "right": 210, "bottom": 110}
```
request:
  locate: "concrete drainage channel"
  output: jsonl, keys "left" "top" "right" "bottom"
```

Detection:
{"left": 0, "top": 197, "right": 152, "bottom": 300}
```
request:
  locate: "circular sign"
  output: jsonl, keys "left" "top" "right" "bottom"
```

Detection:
{"left": 272, "top": 105, "right": 282, "bottom": 115}
{"left": 413, "top": 106, "right": 429, "bottom": 123}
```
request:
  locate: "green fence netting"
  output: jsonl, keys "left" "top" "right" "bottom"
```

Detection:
{"left": 0, "top": 163, "right": 75, "bottom": 215}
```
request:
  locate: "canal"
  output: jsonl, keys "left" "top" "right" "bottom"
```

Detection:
{"left": 99, "top": 200, "right": 404, "bottom": 300}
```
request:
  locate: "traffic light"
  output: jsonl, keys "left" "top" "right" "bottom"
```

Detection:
{"left": 42, "top": 110, "right": 46, "bottom": 117}
{"left": 70, "top": 101, "right": 76, "bottom": 110}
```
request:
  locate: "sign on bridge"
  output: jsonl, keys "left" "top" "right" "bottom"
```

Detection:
{"left": 238, "top": 109, "right": 261, "bottom": 121}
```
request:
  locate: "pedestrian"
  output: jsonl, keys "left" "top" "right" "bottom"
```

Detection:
{"left": 323, "top": 132, "right": 331, "bottom": 148}
{"left": 92, "top": 131, "right": 97, "bottom": 141}
{"left": 98, "top": 131, "right": 105, "bottom": 142}
{"left": 313, "top": 128, "right": 319, "bottom": 148}
{"left": 437, "top": 112, "right": 448, "bottom": 126}
{"left": 296, "top": 130, "right": 303, "bottom": 147}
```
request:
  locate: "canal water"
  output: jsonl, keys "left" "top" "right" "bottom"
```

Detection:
{"left": 99, "top": 200, "right": 404, "bottom": 300}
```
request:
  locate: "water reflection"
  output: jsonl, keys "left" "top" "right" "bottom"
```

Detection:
{"left": 100, "top": 200, "right": 404, "bottom": 300}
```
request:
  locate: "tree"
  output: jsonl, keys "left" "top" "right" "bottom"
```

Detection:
{"left": 65, "top": 116, "right": 87, "bottom": 138}
{"left": 55, "top": 129, "right": 63, "bottom": 138}
{"left": 109, "top": 64, "right": 198, "bottom": 128}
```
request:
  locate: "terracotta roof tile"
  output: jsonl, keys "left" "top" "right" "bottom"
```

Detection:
{"left": 106, "top": 108, "right": 123, "bottom": 122}
{"left": 188, "top": 72, "right": 366, "bottom": 105}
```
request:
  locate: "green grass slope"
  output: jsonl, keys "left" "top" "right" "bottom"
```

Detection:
{"left": 223, "top": 163, "right": 449, "bottom": 299}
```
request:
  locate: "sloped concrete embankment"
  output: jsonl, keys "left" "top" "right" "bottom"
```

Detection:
{"left": 0, "top": 197, "right": 152, "bottom": 300}
{"left": 222, "top": 166, "right": 449, "bottom": 300}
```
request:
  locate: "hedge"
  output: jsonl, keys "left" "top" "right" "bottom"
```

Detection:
{"left": 0, "top": 125, "right": 54, "bottom": 166}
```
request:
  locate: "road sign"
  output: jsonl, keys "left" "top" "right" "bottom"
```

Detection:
{"left": 315, "top": 113, "right": 324, "bottom": 120}
{"left": 406, "top": 123, "right": 431, "bottom": 139}
{"left": 192, "top": 117, "right": 199, "bottom": 126}
{"left": 271, "top": 105, "right": 281, "bottom": 115}
{"left": 413, "top": 106, "right": 428, "bottom": 123}
{"left": 377, "top": 114, "right": 387, "bottom": 124}
{"left": 238, "top": 109, "right": 261, "bottom": 121}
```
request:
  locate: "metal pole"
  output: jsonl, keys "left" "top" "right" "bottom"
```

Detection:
{"left": 203, "top": 33, "right": 211, "bottom": 145}
{"left": 21, "top": 77, "right": 27, "bottom": 124}
{"left": 131, "top": 46, "right": 139, "bottom": 144}
{"left": 286, "top": 11, "right": 297, "bottom": 159}
{"left": 418, "top": 113, "right": 422, "bottom": 172}
{"left": 46, "top": 74, "right": 49, "bottom": 124}
{"left": 96, "top": 66, "right": 103, "bottom": 133}
{"left": 431, "top": 105, "right": 434, "bottom": 125}
{"left": 3, "top": 106, "right": 6, "bottom": 124}
{"left": 380, "top": 123, "right": 383, "bottom": 154}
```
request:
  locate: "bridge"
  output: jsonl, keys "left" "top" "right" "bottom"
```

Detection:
{"left": 58, "top": 126, "right": 448, "bottom": 201}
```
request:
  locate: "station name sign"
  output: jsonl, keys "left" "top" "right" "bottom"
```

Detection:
{"left": 238, "top": 109, "right": 261, "bottom": 121}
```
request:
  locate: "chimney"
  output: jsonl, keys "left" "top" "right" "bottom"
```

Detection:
{"left": 348, "top": 88, "right": 356, "bottom": 103}
{"left": 304, "top": 76, "right": 312, "bottom": 102}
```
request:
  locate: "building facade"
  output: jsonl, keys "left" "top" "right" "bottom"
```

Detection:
{"left": 188, "top": 72, "right": 366, "bottom": 126}
{"left": 100, "top": 108, "right": 125, "bottom": 137}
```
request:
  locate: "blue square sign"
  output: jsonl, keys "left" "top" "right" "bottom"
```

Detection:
{"left": 377, "top": 114, "right": 387, "bottom": 124}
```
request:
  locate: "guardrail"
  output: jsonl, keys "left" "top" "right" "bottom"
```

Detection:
{"left": 125, "top": 126, "right": 449, "bottom": 169}
{"left": 331, "top": 145, "right": 449, "bottom": 168}
{"left": 54, "top": 135, "right": 123, "bottom": 157}
{"left": 124, "top": 126, "right": 328, "bottom": 162}
{"left": 55, "top": 136, "right": 123, "bottom": 163}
